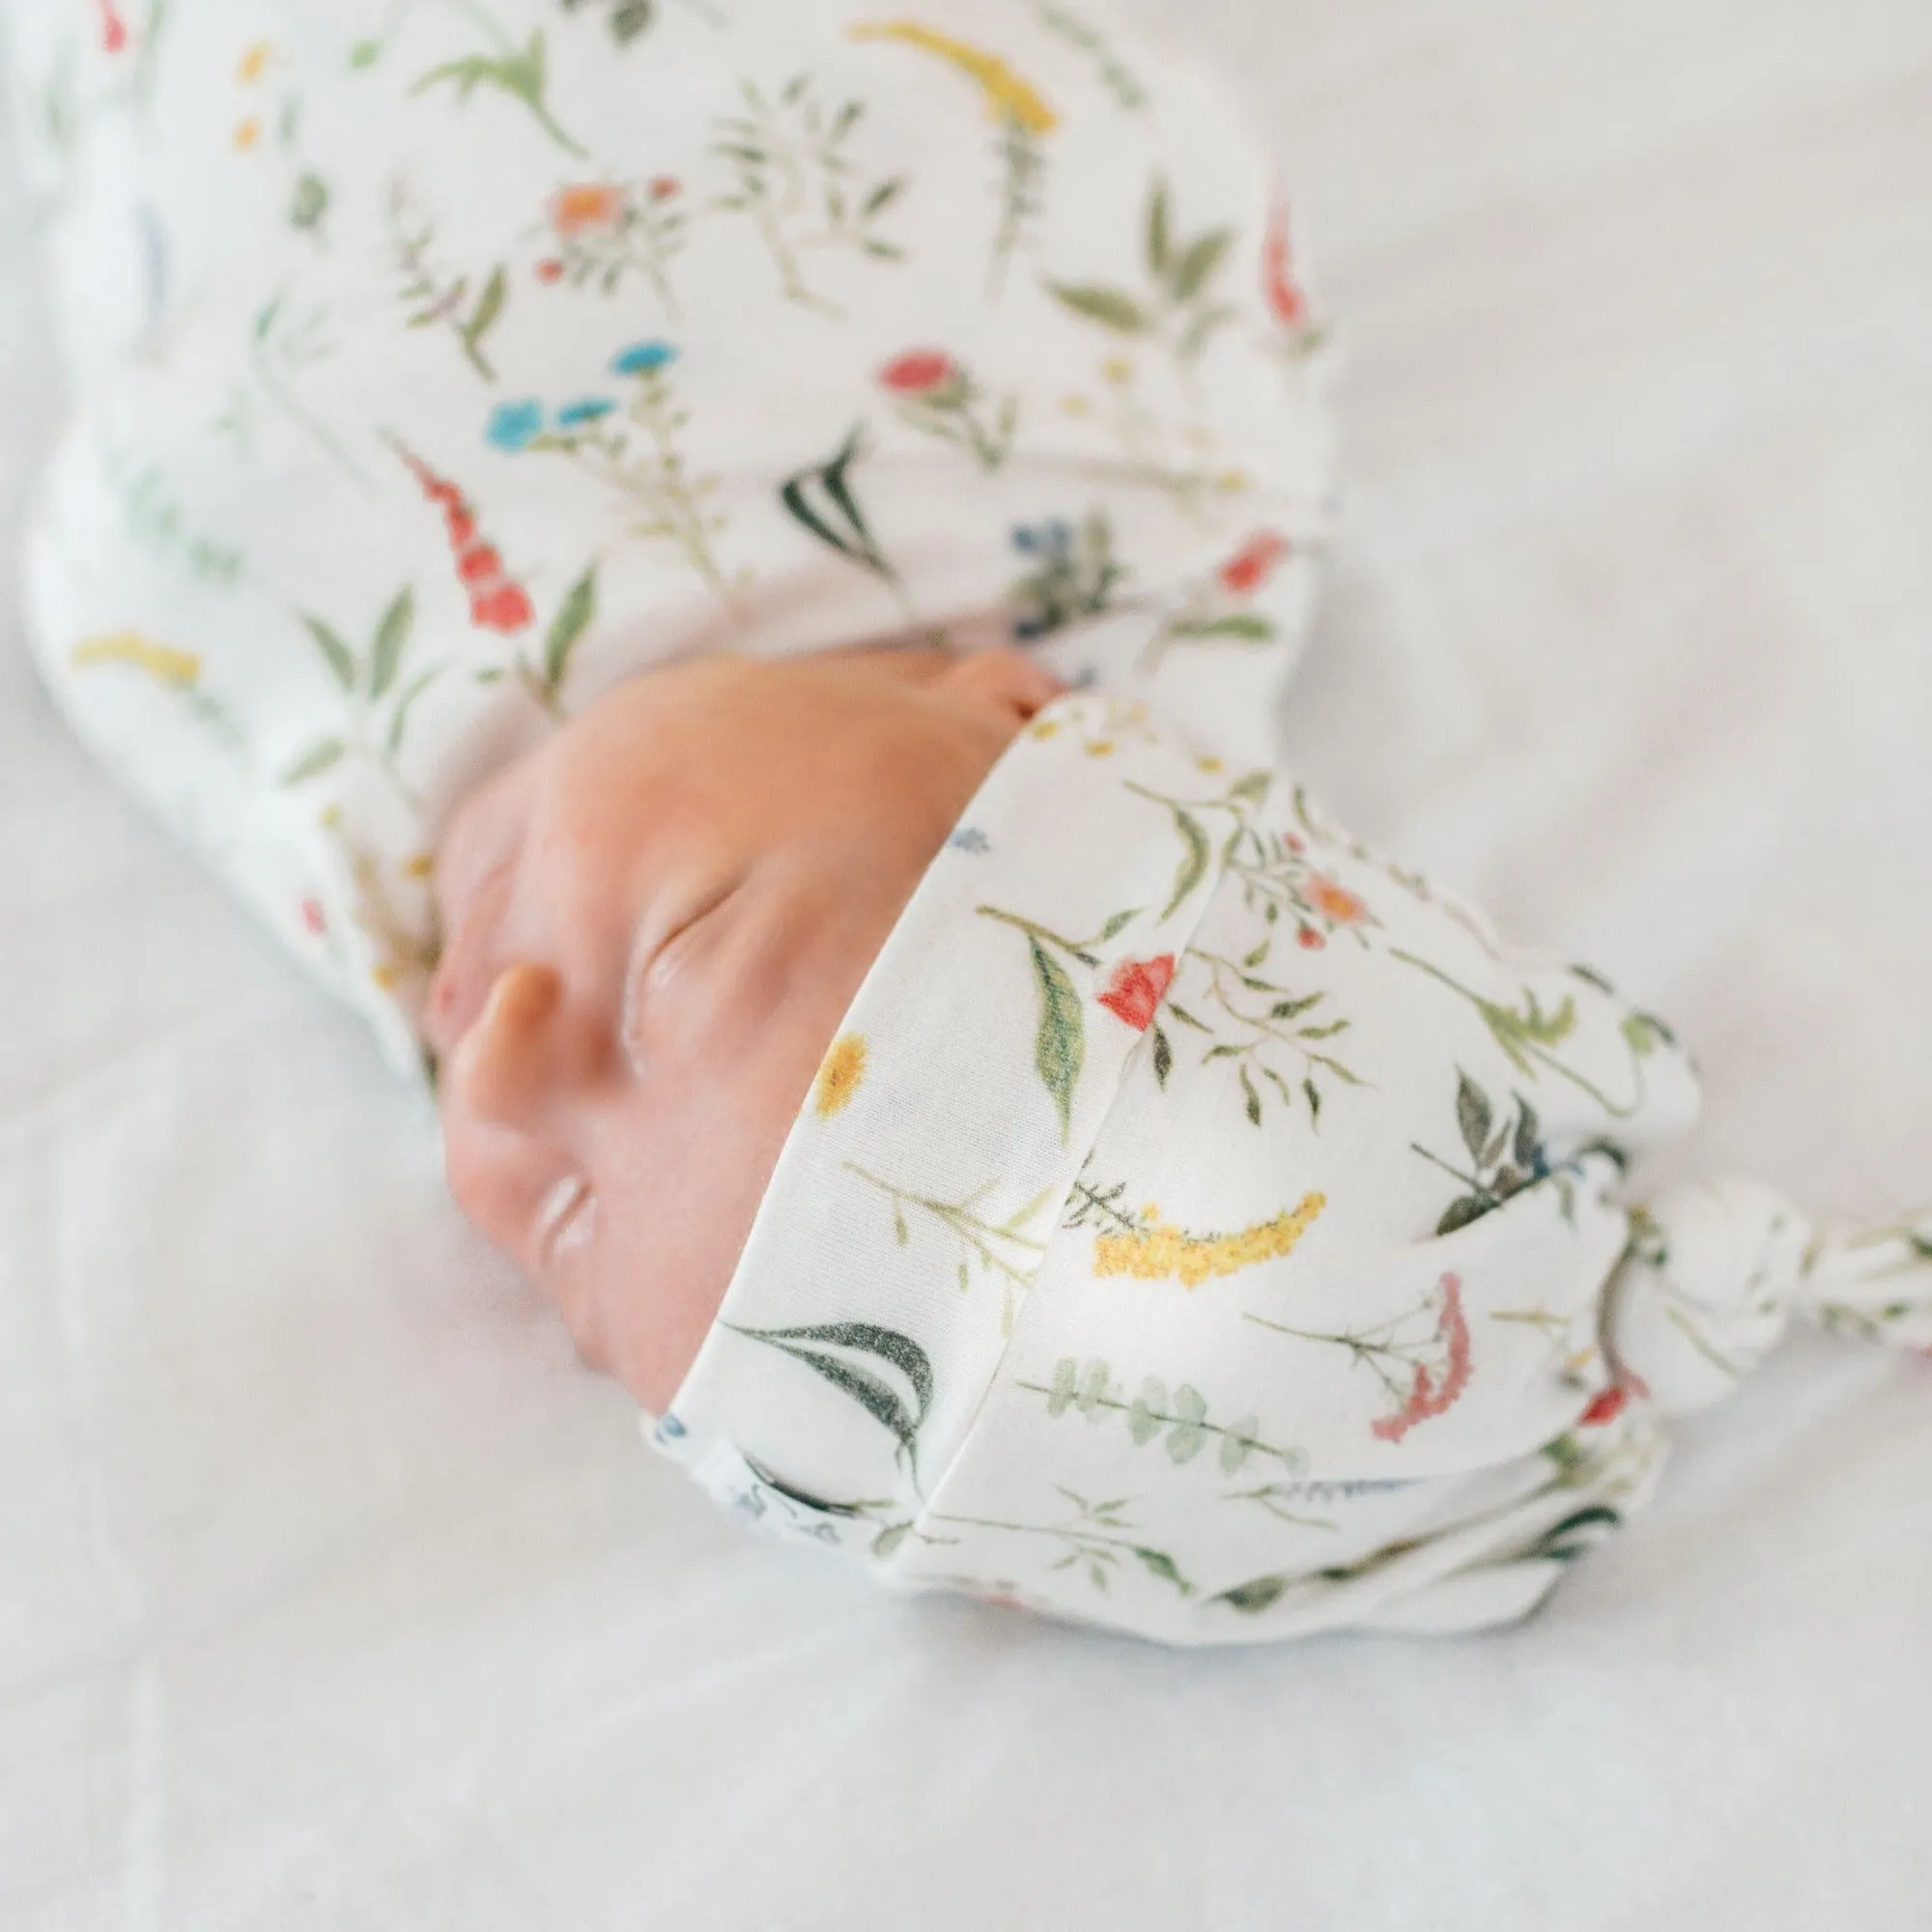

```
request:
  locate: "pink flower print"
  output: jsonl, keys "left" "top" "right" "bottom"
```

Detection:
{"left": 879, "top": 348, "right": 960, "bottom": 396}
{"left": 1218, "top": 529, "right": 1291, "bottom": 598}
{"left": 1263, "top": 196, "right": 1310, "bottom": 330}
{"left": 95, "top": 0, "right": 128, "bottom": 52}
{"left": 535, "top": 258, "right": 566, "bottom": 285}
{"left": 1372, "top": 1274, "right": 1473, "bottom": 1444}
{"left": 299, "top": 896, "right": 327, "bottom": 937}
{"left": 648, "top": 175, "right": 681, "bottom": 202}
{"left": 1296, "top": 926, "right": 1326, "bottom": 952}
{"left": 1097, "top": 954, "right": 1175, "bottom": 1032}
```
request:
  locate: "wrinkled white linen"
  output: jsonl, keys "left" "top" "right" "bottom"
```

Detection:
{"left": 3, "top": 0, "right": 1929, "bottom": 1925}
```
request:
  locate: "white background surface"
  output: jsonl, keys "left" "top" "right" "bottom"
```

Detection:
{"left": 3, "top": 3, "right": 1929, "bottom": 1926}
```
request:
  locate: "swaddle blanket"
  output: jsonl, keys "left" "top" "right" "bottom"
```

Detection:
{"left": 5, "top": 0, "right": 1330, "bottom": 1070}
{"left": 654, "top": 696, "right": 1932, "bottom": 1643}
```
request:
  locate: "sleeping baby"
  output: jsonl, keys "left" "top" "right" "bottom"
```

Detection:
{"left": 11, "top": 0, "right": 1928, "bottom": 1643}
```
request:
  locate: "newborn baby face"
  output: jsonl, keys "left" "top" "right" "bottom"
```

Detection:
{"left": 424, "top": 647, "right": 1062, "bottom": 1410}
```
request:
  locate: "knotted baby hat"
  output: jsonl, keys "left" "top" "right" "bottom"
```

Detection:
{"left": 651, "top": 694, "right": 1930, "bottom": 1643}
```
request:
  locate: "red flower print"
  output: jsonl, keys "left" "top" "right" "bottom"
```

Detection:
{"left": 470, "top": 582, "right": 536, "bottom": 634}
{"left": 96, "top": 0, "right": 128, "bottom": 52}
{"left": 535, "top": 258, "right": 566, "bottom": 285}
{"left": 1263, "top": 195, "right": 1310, "bottom": 330}
{"left": 393, "top": 441, "right": 535, "bottom": 638}
{"left": 1578, "top": 1384, "right": 1628, "bottom": 1428}
{"left": 1306, "top": 873, "right": 1369, "bottom": 925}
{"left": 549, "top": 183, "right": 625, "bottom": 237}
{"left": 1296, "top": 926, "right": 1325, "bottom": 951}
{"left": 1373, "top": 1274, "right": 1473, "bottom": 1444}
{"left": 1098, "top": 953, "right": 1176, "bottom": 1032}
{"left": 1218, "top": 528, "right": 1291, "bottom": 598}
{"left": 649, "top": 175, "right": 681, "bottom": 201}
{"left": 879, "top": 348, "right": 959, "bottom": 396}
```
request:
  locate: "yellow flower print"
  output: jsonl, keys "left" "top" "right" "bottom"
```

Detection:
{"left": 813, "top": 1033, "right": 868, "bottom": 1118}
{"left": 848, "top": 22, "right": 1058, "bottom": 133}
{"left": 234, "top": 117, "right": 262, "bottom": 152}
{"left": 71, "top": 632, "right": 203, "bottom": 689}
{"left": 237, "top": 41, "right": 273, "bottom": 84}
{"left": 1093, "top": 1191, "right": 1325, "bottom": 1288}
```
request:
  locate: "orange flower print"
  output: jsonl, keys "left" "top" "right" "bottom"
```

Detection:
{"left": 550, "top": 184, "right": 626, "bottom": 237}
{"left": 1306, "top": 873, "right": 1369, "bottom": 926}
{"left": 1218, "top": 529, "right": 1290, "bottom": 598}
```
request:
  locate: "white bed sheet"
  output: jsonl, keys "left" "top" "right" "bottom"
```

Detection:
{"left": 3, "top": 3, "right": 1928, "bottom": 1927}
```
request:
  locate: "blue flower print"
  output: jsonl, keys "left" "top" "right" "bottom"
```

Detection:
{"left": 555, "top": 396, "right": 618, "bottom": 427}
{"left": 486, "top": 399, "right": 546, "bottom": 452}
{"left": 948, "top": 826, "right": 991, "bottom": 855}
{"left": 612, "top": 339, "right": 678, "bottom": 376}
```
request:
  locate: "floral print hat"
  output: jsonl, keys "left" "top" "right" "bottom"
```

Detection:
{"left": 652, "top": 682, "right": 1932, "bottom": 1644}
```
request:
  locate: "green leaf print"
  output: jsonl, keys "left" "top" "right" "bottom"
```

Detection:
{"left": 724, "top": 1321, "right": 935, "bottom": 1469}
{"left": 1045, "top": 281, "right": 1151, "bottom": 335}
{"left": 301, "top": 614, "right": 356, "bottom": 691}
{"left": 369, "top": 587, "right": 416, "bottom": 700}
{"left": 1162, "top": 808, "right": 1210, "bottom": 919}
{"left": 1217, "top": 1574, "right": 1291, "bottom": 1615}
{"left": 1456, "top": 1069, "right": 1492, "bottom": 1162}
{"left": 412, "top": 32, "right": 588, "bottom": 159}
{"left": 544, "top": 565, "right": 599, "bottom": 693}
{"left": 1029, "top": 936, "right": 1086, "bottom": 1141}
{"left": 779, "top": 427, "right": 897, "bottom": 582}
{"left": 281, "top": 737, "right": 346, "bottom": 786}
{"left": 1169, "top": 228, "right": 1232, "bottom": 303}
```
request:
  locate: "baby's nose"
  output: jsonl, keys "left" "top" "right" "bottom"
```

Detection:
{"left": 447, "top": 961, "right": 574, "bottom": 1126}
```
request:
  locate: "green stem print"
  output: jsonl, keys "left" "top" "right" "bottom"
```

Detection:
{"left": 712, "top": 74, "right": 907, "bottom": 315}
{"left": 1026, "top": 2, "right": 1148, "bottom": 110}
{"left": 280, "top": 587, "right": 433, "bottom": 812}
{"left": 1390, "top": 950, "right": 1670, "bottom": 1121}
{"left": 1048, "top": 176, "right": 1239, "bottom": 372}
{"left": 1247, "top": 1271, "right": 1473, "bottom": 1446}
{"left": 848, "top": 1163, "right": 1053, "bottom": 1333}
{"left": 100, "top": 449, "right": 246, "bottom": 588}
{"left": 878, "top": 351, "right": 1017, "bottom": 469}
{"left": 847, "top": 20, "right": 1057, "bottom": 297}
{"left": 927, "top": 1488, "right": 1193, "bottom": 1598}
{"left": 389, "top": 182, "right": 508, "bottom": 380}
{"left": 1172, "top": 949, "right": 1364, "bottom": 1128}
{"left": 1021, "top": 1356, "right": 1310, "bottom": 1483}
{"left": 223, "top": 293, "right": 372, "bottom": 490}
{"left": 723, "top": 1321, "right": 936, "bottom": 1482}
{"left": 491, "top": 341, "right": 739, "bottom": 601}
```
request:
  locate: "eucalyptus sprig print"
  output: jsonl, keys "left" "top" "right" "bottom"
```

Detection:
{"left": 1022, "top": 1356, "right": 1310, "bottom": 1480}
{"left": 388, "top": 182, "right": 508, "bottom": 380}
{"left": 928, "top": 1488, "right": 1193, "bottom": 1598}
{"left": 712, "top": 74, "right": 906, "bottom": 314}
{"left": 1048, "top": 175, "right": 1239, "bottom": 369}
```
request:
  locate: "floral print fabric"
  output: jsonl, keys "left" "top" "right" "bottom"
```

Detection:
{"left": 4, "top": 0, "right": 1332, "bottom": 1070}
{"left": 655, "top": 696, "right": 1719, "bottom": 1643}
